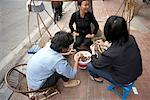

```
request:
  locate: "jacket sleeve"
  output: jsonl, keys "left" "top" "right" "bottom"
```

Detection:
{"left": 91, "top": 13, "right": 99, "bottom": 35}
{"left": 69, "top": 13, "right": 76, "bottom": 33}
{"left": 55, "top": 59, "right": 77, "bottom": 79}
{"left": 91, "top": 52, "right": 112, "bottom": 69}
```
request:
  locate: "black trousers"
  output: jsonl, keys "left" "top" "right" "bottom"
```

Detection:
{"left": 40, "top": 72, "right": 69, "bottom": 89}
{"left": 73, "top": 36, "right": 93, "bottom": 50}
{"left": 51, "top": 1, "right": 63, "bottom": 16}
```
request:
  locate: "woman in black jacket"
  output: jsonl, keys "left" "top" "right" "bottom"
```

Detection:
{"left": 69, "top": 0, "right": 99, "bottom": 51}
{"left": 87, "top": 16, "right": 142, "bottom": 85}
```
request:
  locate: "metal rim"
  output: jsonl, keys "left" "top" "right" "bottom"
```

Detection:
{"left": 5, "top": 64, "right": 56, "bottom": 94}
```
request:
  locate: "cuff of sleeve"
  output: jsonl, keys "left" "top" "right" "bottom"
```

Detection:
{"left": 91, "top": 53, "right": 98, "bottom": 58}
{"left": 91, "top": 55, "right": 96, "bottom": 58}
{"left": 73, "top": 69, "right": 77, "bottom": 74}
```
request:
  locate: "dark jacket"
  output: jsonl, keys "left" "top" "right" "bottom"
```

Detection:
{"left": 69, "top": 11, "right": 99, "bottom": 36}
{"left": 91, "top": 35, "right": 142, "bottom": 84}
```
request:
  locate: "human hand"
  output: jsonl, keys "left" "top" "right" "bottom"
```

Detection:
{"left": 95, "top": 39, "right": 104, "bottom": 45}
{"left": 75, "top": 53, "right": 82, "bottom": 62}
{"left": 68, "top": 49, "right": 76, "bottom": 55}
{"left": 96, "top": 40, "right": 111, "bottom": 48}
{"left": 90, "top": 44, "right": 96, "bottom": 55}
{"left": 73, "top": 31, "right": 79, "bottom": 36}
{"left": 85, "top": 34, "right": 94, "bottom": 38}
{"left": 95, "top": 40, "right": 112, "bottom": 53}
{"left": 104, "top": 41, "right": 111, "bottom": 48}
{"left": 61, "top": 49, "right": 76, "bottom": 56}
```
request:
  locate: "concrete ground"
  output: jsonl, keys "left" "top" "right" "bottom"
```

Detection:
{"left": 0, "top": 0, "right": 150, "bottom": 100}
{"left": 0, "top": 1, "right": 71, "bottom": 85}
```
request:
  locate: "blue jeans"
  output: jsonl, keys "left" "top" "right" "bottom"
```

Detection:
{"left": 87, "top": 63, "right": 115, "bottom": 84}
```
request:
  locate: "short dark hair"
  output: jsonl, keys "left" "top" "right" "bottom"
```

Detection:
{"left": 77, "top": 0, "right": 88, "bottom": 6}
{"left": 50, "top": 31, "right": 74, "bottom": 52}
{"left": 104, "top": 16, "right": 129, "bottom": 45}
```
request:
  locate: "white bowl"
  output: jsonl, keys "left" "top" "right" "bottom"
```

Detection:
{"left": 74, "top": 51, "right": 92, "bottom": 66}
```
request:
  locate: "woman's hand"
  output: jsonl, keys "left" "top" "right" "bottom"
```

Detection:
{"left": 95, "top": 39, "right": 104, "bottom": 45}
{"left": 73, "top": 31, "right": 79, "bottom": 36}
{"left": 85, "top": 34, "right": 94, "bottom": 38}
{"left": 96, "top": 39, "right": 111, "bottom": 48}
{"left": 104, "top": 41, "right": 111, "bottom": 47}
{"left": 90, "top": 44, "right": 96, "bottom": 55}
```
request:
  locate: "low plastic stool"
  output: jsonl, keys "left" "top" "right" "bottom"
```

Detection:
{"left": 107, "top": 82, "right": 134, "bottom": 100}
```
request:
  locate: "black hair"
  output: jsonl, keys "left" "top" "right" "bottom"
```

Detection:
{"left": 104, "top": 16, "right": 129, "bottom": 45}
{"left": 50, "top": 31, "right": 74, "bottom": 52}
{"left": 77, "top": 0, "right": 88, "bottom": 6}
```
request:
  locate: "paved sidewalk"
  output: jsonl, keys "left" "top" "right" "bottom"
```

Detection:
{"left": 1, "top": 0, "right": 150, "bottom": 100}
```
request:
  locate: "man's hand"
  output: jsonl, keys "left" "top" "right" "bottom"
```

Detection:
{"left": 85, "top": 34, "right": 94, "bottom": 38}
{"left": 74, "top": 53, "right": 82, "bottom": 70}
{"left": 75, "top": 54, "right": 81, "bottom": 62}
{"left": 61, "top": 49, "right": 76, "bottom": 56}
